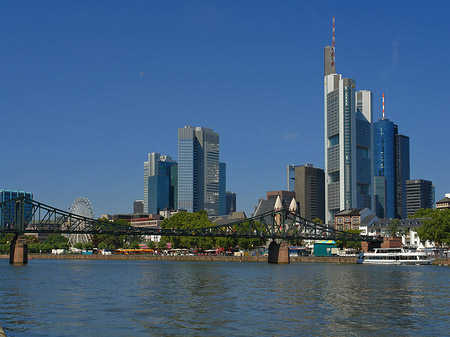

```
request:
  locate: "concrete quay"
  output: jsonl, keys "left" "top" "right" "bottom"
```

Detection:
{"left": 1, "top": 254, "right": 449, "bottom": 265}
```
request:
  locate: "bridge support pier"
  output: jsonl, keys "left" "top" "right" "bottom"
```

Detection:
{"left": 9, "top": 234, "right": 28, "bottom": 265}
{"left": 268, "top": 241, "right": 290, "bottom": 264}
{"left": 361, "top": 241, "right": 381, "bottom": 253}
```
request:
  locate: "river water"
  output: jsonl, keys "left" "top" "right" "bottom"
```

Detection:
{"left": 0, "top": 259, "right": 449, "bottom": 336}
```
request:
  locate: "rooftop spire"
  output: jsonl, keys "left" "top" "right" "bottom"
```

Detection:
{"left": 331, "top": 16, "right": 335, "bottom": 67}
{"left": 382, "top": 93, "right": 385, "bottom": 119}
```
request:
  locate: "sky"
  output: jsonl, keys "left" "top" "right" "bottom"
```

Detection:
{"left": 1, "top": 1, "right": 449, "bottom": 217}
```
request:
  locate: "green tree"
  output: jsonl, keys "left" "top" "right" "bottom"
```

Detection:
{"left": 312, "top": 217, "right": 324, "bottom": 225}
{"left": 336, "top": 229, "right": 362, "bottom": 250}
{"left": 412, "top": 208, "right": 450, "bottom": 247}
{"left": 388, "top": 218, "right": 402, "bottom": 237}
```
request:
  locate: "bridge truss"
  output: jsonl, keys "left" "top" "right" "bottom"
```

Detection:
{"left": 0, "top": 197, "right": 382, "bottom": 242}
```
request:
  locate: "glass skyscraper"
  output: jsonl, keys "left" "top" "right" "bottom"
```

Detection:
{"left": 373, "top": 116, "right": 410, "bottom": 219}
{"left": 373, "top": 118, "right": 396, "bottom": 218}
{"left": 324, "top": 61, "right": 373, "bottom": 224}
{"left": 144, "top": 153, "right": 177, "bottom": 214}
{"left": 178, "top": 126, "right": 224, "bottom": 216}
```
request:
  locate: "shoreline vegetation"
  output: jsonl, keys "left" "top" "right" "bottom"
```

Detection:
{"left": 1, "top": 254, "right": 449, "bottom": 265}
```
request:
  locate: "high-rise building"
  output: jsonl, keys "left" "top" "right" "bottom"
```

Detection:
{"left": 219, "top": 162, "right": 226, "bottom": 215}
{"left": 225, "top": 191, "right": 236, "bottom": 214}
{"left": 324, "top": 18, "right": 373, "bottom": 224}
{"left": 395, "top": 134, "right": 410, "bottom": 219}
{"left": 373, "top": 118, "right": 396, "bottom": 218}
{"left": 0, "top": 190, "right": 33, "bottom": 228}
{"left": 406, "top": 179, "right": 434, "bottom": 216}
{"left": 373, "top": 94, "right": 410, "bottom": 219}
{"left": 178, "top": 126, "right": 224, "bottom": 216}
{"left": 293, "top": 164, "right": 325, "bottom": 222}
{"left": 287, "top": 164, "right": 296, "bottom": 192}
{"left": 144, "top": 153, "right": 177, "bottom": 214}
{"left": 133, "top": 200, "right": 144, "bottom": 214}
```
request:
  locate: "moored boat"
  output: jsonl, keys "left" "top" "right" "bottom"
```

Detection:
{"left": 357, "top": 248, "right": 434, "bottom": 265}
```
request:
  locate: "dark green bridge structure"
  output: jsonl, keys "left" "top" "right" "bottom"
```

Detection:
{"left": 1, "top": 197, "right": 382, "bottom": 264}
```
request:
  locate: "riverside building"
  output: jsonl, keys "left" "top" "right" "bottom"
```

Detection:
{"left": 324, "top": 17, "right": 373, "bottom": 224}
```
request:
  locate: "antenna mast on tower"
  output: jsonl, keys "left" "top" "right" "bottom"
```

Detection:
{"left": 382, "top": 93, "right": 385, "bottom": 119}
{"left": 331, "top": 16, "right": 335, "bottom": 67}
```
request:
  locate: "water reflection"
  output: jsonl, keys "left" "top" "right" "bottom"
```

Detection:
{"left": 0, "top": 260, "right": 449, "bottom": 336}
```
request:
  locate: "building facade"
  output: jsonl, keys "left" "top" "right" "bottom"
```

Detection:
{"left": 395, "top": 134, "right": 410, "bottom": 219}
{"left": 373, "top": 118, "right": 396, "bottom": 218}
{"left": 406, "top": 179, "right": 434, "bottom": 216}
{"left": 373, "top": 112, "right": 410, "bottom": 219}
{"left": 133, "top": 200, "right": 144, "bottom": 214}
{"left": 293, "top": 164, "right": 325, "bottom": 222}
{"left": 436, "top": 194, "right": 450, "bottom": 209}
{"left": 0, "top": 190, "right": 33, "bottom": 228}
{"left": 225, "top": 191, "right": 236, "bottom": 215}
{"left": 324, "top": 47, "right": 373, "bottom": 224}
{"left": 178, "top": 126, "right": 224, "bottom": 216}
{"left": 144, "top": 153, "right": 177, "bottom": 214}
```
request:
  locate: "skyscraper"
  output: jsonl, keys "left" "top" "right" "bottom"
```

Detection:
{"left": 373, "top": 118, "right": 396, "bottom": 218}
{"left": 373, "top": 94, "right": 410, "bottom": 219}
{"left": 178, "top": 126, "right": 224, "bottom": 216}
{"left": 406, "top": 179, "right": 434, "bottom": 216}
{"left": 225, "top": 191, "right": 236, "bottom": 214}
{"left": 293, "top": 164, "right": 325, "bottom": 222}
{"left": 395, "top": 134, "right": 410, "bottom": 219}
{"left": 143, "top": 153, "right": 177, "bottom": 214}
{"left": 324, "top": 18, "right": 373, "bottom": 224}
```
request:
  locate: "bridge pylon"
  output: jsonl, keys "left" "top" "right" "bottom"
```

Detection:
{"left": 9, "top": 234, "right": 28, "bottom": 265}
{"left": 268, "top": 240, "right": 290, "bottom": 264}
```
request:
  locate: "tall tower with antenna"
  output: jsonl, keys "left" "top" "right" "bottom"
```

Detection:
{"left": 324, "top": 16, "right": 336, "bottom": 76}
{"left": 324, "top": 16, "right": 373, "bottom": 224}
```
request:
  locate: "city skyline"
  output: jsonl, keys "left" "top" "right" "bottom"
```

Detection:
{"left": 1, "top": 1, "right": 449, "bottom": 217}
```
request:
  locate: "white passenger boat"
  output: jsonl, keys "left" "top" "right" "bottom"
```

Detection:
{"left": 357, "top": 248, "right": 435, "bottom": 265}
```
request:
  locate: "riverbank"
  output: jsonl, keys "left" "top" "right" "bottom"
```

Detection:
{"left": 1, "top": 254, "right": 449, "bottom": 265}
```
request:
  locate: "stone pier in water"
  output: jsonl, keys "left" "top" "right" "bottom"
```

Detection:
{"left": 268, "top": 241, "right": 290, "bottom": 264}
{"left": 9, "top": 235, "right": 28, "bottom": 265}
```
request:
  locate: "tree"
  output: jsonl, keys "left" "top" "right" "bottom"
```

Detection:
{"left": 388, "top": 218, "right": 402, "bottom": 237}
{"left": 336, "top": 230, "right": 361, "bottom": 250}
{"left": 412, "top": 208, "right": 450, "bottom": 247}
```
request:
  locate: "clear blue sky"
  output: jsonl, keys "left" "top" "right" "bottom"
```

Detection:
{"left": 1, "top": 1, "right": 449, "bottom": 217}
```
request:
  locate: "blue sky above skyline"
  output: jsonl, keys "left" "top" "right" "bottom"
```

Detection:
{"left": 1, "top": 1, "right": 449, "bottom": 217}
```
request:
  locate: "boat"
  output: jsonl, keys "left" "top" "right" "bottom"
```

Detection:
{"left": 357, "top": 248, "right": 435, "bottom": 265}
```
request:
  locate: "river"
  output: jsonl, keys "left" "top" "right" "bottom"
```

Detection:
{"left": 0, "top": 259, "right": 449, "bottom": 336}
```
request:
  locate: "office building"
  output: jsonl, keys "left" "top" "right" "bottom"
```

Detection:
{"left": 219, "top": 162, "right": 226, "bottom": 215}
{"left": 178, "top": 126, "right": 225, "bottom": 216}
{"left": 226, "top": 191, "right": 236, "bottom": 214}
{"left": 406, "top": 179, "right": 434, "bottom": 216}
{"left": 133, "top": 200, "right": 144, "bottom": 214}
{"left": 0, "top": 190, "right": 33, "bottom": 228}
{"left": 324, "top": 18, "right": 373, "bottom": 224}
{"left": 373, "top": 95, "right": 410, "bottom": 219}
{"left": 287, "top": 164, "right": 296, "bottom": 192}
{"left": 373, "top": 176, "right": 387, "bottom": 218}
{"left": 144, "top": 153, "right": 177, "bottom": 214}
{"left": 373, "top": 117, "right": 396, "bottom": 218}
{"left": 293, "top": 164, "right": 325, "bottom": 222}
{"left": 395, "top": 134, "right": 410, "bottom": 219}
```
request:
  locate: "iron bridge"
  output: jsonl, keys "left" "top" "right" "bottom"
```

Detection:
{"left": 0, "top": 197, "right": 382, "bottom": 242}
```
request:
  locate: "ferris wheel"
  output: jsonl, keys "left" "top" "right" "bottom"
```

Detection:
{"left": 68, "top": 197, "right": 95, "bottom": 245}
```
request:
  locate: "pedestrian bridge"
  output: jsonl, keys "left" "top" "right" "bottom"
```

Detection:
{"left": 1, "top": 196, "right": 382, "bottom": 264}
